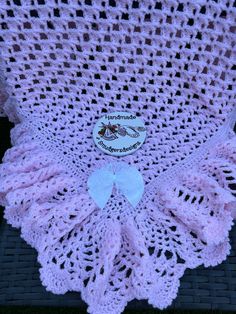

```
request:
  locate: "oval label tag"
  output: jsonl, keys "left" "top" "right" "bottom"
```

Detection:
{"left": 93, "top": 111, "right": 146, "bottom": 156}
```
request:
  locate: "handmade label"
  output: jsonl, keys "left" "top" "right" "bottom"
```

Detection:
{"left": 93, "top": 111, "right": 146, "bottom": 156}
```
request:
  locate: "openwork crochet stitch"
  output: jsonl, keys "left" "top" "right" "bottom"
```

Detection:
{"left": 0, "top": 1, "right": 235, "bottom": 314}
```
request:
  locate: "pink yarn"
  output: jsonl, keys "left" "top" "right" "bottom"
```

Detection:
{"left": 0, "top": 1, "right": 235, "bottom": 313}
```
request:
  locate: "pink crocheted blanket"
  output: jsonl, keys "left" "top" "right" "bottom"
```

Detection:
{"left": 0, "top": 1, "right": 235, "bottom": 314}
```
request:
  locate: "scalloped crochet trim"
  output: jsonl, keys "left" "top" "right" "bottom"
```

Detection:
{"left": 0, "top": 51, "right": 7, "bottom": 117}
{"left": 0, "top": 50, "right": 20, "bottom": 122}
{"left": 0, "top": 79, "right": 8, "bottom": 118}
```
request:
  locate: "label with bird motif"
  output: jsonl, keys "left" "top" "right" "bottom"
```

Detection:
{"left": 93, "top": 111, "right": 147, "bottom": 156}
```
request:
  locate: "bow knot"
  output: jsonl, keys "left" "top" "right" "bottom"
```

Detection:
{"left": 87, "top": 161, "right": 144, "bottom": 209}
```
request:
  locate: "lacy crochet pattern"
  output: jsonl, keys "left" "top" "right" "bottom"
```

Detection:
{"left": 0, "top": 1, "right": 235, "bottom": 314}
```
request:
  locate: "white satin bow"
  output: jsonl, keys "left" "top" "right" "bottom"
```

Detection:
{"left": 87, "top": 161, "right": 144, "bottom": 209}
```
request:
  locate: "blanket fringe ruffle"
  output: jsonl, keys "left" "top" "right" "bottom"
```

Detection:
{"left": 0, "top": 121, "right": 96, "bottom": 252}
{"left": 157, "top": 135, "right": 236, "bottom": 247}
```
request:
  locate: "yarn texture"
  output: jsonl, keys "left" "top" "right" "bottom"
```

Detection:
{"left": 0, "top": 1, "right": 236, "bottom": 314}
